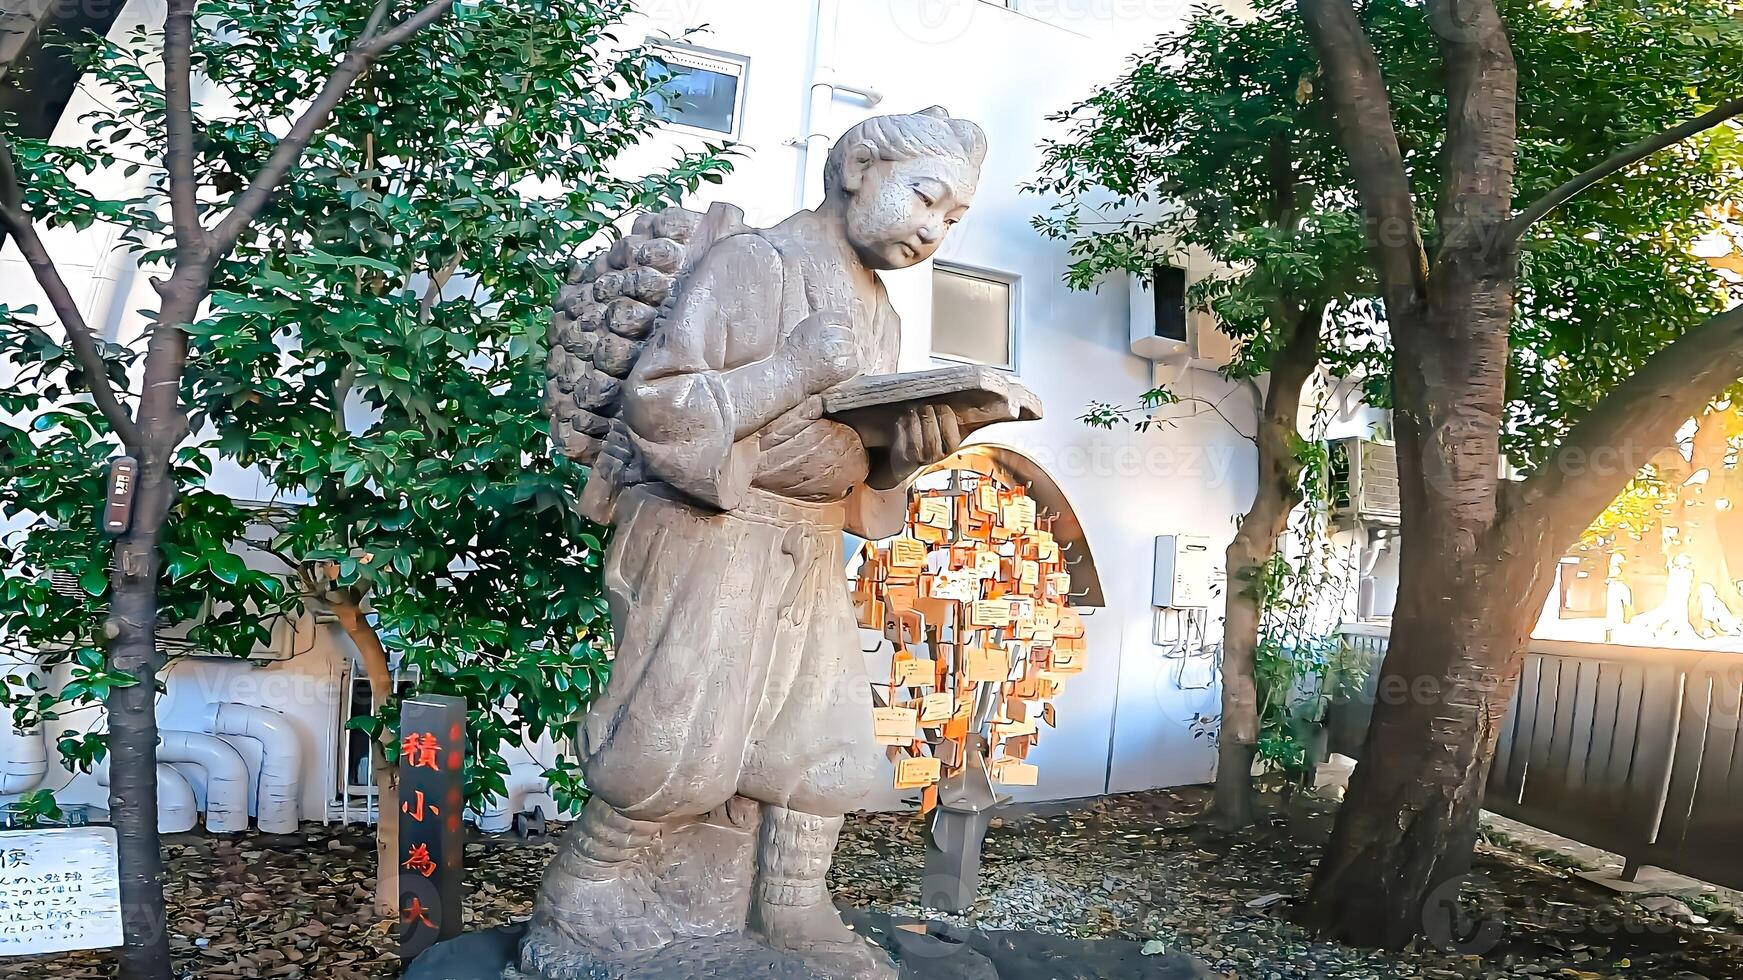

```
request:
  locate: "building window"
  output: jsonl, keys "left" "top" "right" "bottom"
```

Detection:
{"left": 645, "top": 44, "right": 746, "bottom": 137}
{"left": 932, "top": 266, "right": 1014, "bottom": 369}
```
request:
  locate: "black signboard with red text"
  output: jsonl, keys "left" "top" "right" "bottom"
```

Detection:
{"left": 398, "top": 693, "right": 466, "bottom": 959}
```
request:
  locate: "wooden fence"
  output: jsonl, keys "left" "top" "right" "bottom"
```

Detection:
{"left": 1329, "top": 624, "right": 1743, "bottom": 890}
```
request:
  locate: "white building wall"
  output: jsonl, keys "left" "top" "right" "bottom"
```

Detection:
{"left": 3, "top": 0, "right": 1258, "bottom": 823}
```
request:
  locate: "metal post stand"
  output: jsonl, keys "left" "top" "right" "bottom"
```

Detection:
{"left": 921, "top": 736, "right": 1010, "bottom": 912}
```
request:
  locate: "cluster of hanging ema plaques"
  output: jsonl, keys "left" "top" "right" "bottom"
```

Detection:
{"left": 852, "top": 471, "right": 1087, "bottom": 813}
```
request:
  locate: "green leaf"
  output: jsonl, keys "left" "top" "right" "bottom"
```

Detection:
{"left": 209, "top": 552, "right": 245, "bottom": 586}
{"left": 79, "top": 567, "right": 109, "bottom": 597}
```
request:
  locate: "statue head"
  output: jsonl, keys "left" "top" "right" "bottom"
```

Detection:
{"left": 824, "top": 106, "right": 988, "bottom": 271}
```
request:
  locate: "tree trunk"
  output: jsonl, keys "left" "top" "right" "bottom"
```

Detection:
{"left": 106, "top": 449, "right": 174, "bottom": 980}
{"left": 1298, "top": 0, "right": 1743, "bottom": 949}
{"left": 1305, "top": 249, "right": 1529, "bottom": 942}
{"left": 332, "top": 595, "right": 400, "bottom": 918}
{"left": 1215, "top": 480, "right": 1295, "bottom": 829}
{"left": 1304, "top": 188, "right": 1543, "bottom": 939}
{"left": 1214, "top": 309, "right": 1322, "bottom": 829}
{"left": 1681, "top": 406, "right": 1743, "bottom": 629}
{"left": 1296, "top": 0, "right": 1526, "bottom": 942}
{"left": 109, "top": 280, "right": 200, "bottom": 980}
{"left": 1215, "top": 536, "right": 1261, "bottom": 831}
{"left": 1302, "top": 524, "right": 1554, "bottom": 947}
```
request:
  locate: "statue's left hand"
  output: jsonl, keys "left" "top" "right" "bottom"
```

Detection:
{"left": 891, "top": 403, "right": 964, "bottom": 476}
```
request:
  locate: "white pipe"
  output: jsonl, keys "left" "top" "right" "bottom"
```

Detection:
{"left": 476, "top": 772, "right": 550, "bottom": 834}
{"left": 795, "top": 0, "right": 841, "bottom": 210}
{"left": 96, "top": 760, "right": 197, "bottom": 834}
{"left": 0, "top": 655, "right": 47, "bottom": 795}
{"left": 828, "top": 80, "right": 885, "bottom": 106}
{"left": 206, "top": 703, "right": 302, "bottom": 833}
{"left": 157, "top": 731, "right": 250, "bottom": 833}
{"left": 476, "top": 794, "right": 513, "bottom": 834}
{"left": 797, "top": 70, "right": 886, "bottom": 210}
{"left": 155, "top": 764, "right": 197, "bottom": 834}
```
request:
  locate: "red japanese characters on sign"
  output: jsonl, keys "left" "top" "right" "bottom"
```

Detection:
{"left": 402, "top": 844, "right": 436, "bottom": 878}
{"left": 401, "top": 790, "right": 440, "bottom": 822}
{"left": 401, "top": 732, "right": 442, "bottom": 770}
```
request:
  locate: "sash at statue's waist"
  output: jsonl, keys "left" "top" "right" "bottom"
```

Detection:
{"left": 632, "top": 481, "right": 847, "bottom": 532}
{"left": 734, "top": 486, "right": 847, "bottom": 530}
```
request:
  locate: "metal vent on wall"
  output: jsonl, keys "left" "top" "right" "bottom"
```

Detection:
{"left": 47, "top": 569, "right": 80, "bottom": 597}
{"left": 42, "top": 567, "right": 295, "bottom": 661}
{"left": 331, "top": 645, "right": 419, "bottom": 826}
{"left": 1331, "top": 438, "right": 1402, "bottom": 526}
{"left": 1127, "top": 266, "right": 1238, "bottom": 367}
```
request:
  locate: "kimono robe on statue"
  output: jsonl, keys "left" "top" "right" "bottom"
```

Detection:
{"left": 579, "top": 229, "right": 907, "bottom": 821}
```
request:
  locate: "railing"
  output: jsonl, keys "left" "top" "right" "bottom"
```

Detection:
{"left": 1328, "top": 624, "right": 1743, "bottom": 891}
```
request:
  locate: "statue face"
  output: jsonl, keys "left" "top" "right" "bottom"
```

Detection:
{"left": 841, "top": 151, "right": 977, "bottom": 271}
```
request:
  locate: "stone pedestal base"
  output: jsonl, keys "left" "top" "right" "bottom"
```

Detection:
{"left": 403, "top": 913, "right": 1213, "bottom": 980}
{"left": 505, "top": 934, "right": 826, "bottom": 980}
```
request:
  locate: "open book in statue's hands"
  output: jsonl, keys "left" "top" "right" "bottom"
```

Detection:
{"left": 823, "top": 364, "right": 1043, "bottom": 485}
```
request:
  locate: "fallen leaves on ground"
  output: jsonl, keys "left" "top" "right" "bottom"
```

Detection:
{"left": 1, "top": 788, "right": 1737, "bottom": 979}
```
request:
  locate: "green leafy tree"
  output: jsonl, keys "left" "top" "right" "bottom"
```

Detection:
{"left": 180, "top": 0, "right": 728, "bottom": 913}
{"left": 2, "top": 3, "right": 454, "bottom": 973}
{"left": 1032, "top": 2, "right": 1383, "bottom": 828}
{"left": 1291, "top": 0, "right": 1742, "bottom": 947}
{"left": 0, "top": 0, "right": 728, "bottom": 968}
{"left": 1, "top": 333, "right": 297, "bottom": 790}
{"left": 1031, "top": 0, "right": 1743, "bottom": 849}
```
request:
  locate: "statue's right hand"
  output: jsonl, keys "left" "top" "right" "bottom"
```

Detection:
{"left": 787, "top": 312, "right": 861, "bottom": 395}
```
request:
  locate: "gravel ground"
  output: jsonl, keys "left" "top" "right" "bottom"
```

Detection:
{"left": 835, "top": 788, "right": 1743, "bottom": 979}
{"left": 2, "top": 787, "right": 1738, "bottom": 979}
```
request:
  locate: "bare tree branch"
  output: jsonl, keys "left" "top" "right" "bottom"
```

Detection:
{"left": 1297, "top": 0, "right": 1428, "bottom": 318}
{"left": 1509, "top": 305, "right": 1743, "bottom": 553}
{"left": 417, "top": 251, "right": 462, "bottom": 322}
{"left": 0, "top": 125, "right": 19, "bottom": 215}
{"left": 1506, "top": 96, "right": 1743, "bottom": 246}
{"left": 361, "top": 0, "right": 395, "bottom": 41}
{"left": 1194, "top": 393, "right": 1259, "bottom": 444}
{"left": 162, "top": 0, "right": 208, "bottom": 254}
{"left": 363, "top": 0, "right": 454, "bottom": 51}
{"left": 0, "top": 138, "right": 144, "bottom": 447}
{"left": 203, "top": 0, "right": 454, "bottom": 265}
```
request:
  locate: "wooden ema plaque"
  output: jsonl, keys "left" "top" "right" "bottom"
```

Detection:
{"left": 854, "top": 474, "right": 1085, "bottom": 810}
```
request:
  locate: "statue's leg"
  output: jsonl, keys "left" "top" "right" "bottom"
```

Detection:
{"left": 525, "top": 487, "right": 775, "bottom": 973}
{"left": 749, "top": 807, "right": 896, "bottom": 980}
{"left": 647, "top": 794, "right": 762, "bottom": 939}
{"left": 520, "top": 796, "right": 671, "bottom": 974}
{"left": 739, "top": 527, "right": 891, "bottom": 977}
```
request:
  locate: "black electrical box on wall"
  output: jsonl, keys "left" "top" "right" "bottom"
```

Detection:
{"left": 1151, "top": 264, "right": 1188, "bottom": 344}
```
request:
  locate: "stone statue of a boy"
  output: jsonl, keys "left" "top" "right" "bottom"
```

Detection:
{"left": 525, "top": 107, "right": 988, "bottom": 979}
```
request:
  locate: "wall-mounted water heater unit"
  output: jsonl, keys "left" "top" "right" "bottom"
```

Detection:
{"left": 1153, "top": 534, "right": 1218, "bottom": 609}
{"left": 1128, "top": 265, "right": 1238, "bottom": 367}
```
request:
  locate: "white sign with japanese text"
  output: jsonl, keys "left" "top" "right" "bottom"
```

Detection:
{"left": 0, "top": 827, "right": 124, "bottom": 955}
